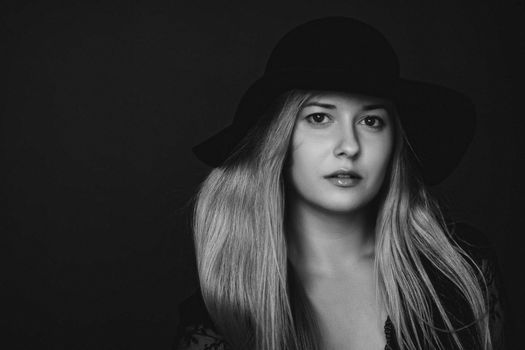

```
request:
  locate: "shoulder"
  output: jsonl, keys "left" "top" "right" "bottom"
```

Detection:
{"left": 174, "top": 289, "right": 229, "bottom": 350}
{"left": 445, "top": 221, "right": 502, "bottom": 291}
{"left": 446, "top": 221, "right": 506, "bottom": 349}
{"left": 446, "top": 221, "right": 497, "bottom": 263}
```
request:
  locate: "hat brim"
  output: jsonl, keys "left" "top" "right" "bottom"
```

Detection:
{"left": 193, "top": 75, "right": 475, "bottom": 186}
{"left": 392, "top": 79, "right": 476, "bottom": 185}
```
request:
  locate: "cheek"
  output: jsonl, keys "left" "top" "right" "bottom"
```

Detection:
{"left": 367, "top": 136, "right": 394, "bottom": 180}
{"left": 288, "top": 137, "right": 325, "bottom": 187}
{"left": 289, "top": 141, "right": 314, "bottom": 179}
{"left": 376, "top": 137, "right": 393, "bottom": 177}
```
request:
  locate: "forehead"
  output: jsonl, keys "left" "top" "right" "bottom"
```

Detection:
{"left": 304, "top": 91, "right": 394, "bottom": 108}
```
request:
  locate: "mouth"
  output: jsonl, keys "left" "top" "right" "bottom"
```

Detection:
{"left": 323, "top": 169, "right": 362, "bottom": 187}
{"left": 324, "top": 169, "right": 362, "bottom": 179}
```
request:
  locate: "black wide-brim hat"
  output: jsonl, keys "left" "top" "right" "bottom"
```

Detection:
{"left": 193, "top": 17, "right": 476, "bottom": 186}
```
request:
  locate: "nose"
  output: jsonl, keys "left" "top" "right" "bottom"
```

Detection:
{"left": 333, "top": 125, "right": 360, "bottom": 159}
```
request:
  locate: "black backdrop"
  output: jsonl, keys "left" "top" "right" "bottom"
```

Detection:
{"left": 3, "top": 0, "right": 524, "bottom": 348}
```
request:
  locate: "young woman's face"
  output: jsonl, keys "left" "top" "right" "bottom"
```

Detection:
{"left": 286, "top": 91, "right": 395, "bottom": 214}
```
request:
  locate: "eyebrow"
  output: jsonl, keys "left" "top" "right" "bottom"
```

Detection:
{"left": 302, "top": 101, "right": 337, "bottom": 109}
{"left": 302, "top": 101, "right": 391, "bottom": 111}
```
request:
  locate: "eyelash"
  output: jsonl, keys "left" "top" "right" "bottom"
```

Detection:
{"left": 305, "top": 113, "right": 332, "bottom": 125}
{"left": 361, "top": 116, "right": 386, "bottom": 129}
{"left": 305, "top": 113, "right": 386, "bottom": 129}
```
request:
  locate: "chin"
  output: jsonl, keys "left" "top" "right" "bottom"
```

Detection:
{"left": 317, "top": 196, "right": 369, "bottom": 213}
{"left": 321, "top": 189, "right": 380, "bottom": 213}
{"left": 324, "top": 203, "right": 367, "bottom": 214}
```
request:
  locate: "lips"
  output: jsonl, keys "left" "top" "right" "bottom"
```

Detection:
{"left": 324, "top": 169, "right": 362, "bottom": 179}
{"left": 324, "top": 169, "right": 362, "bottom": 188}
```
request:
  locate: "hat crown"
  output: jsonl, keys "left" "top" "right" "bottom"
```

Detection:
{"left": 265, "top": 17, "right": 400, "bottom": 80}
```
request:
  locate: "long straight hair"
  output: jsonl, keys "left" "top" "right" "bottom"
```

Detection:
{"left": 192, "top": 90, "right": 491, "bottom": 349}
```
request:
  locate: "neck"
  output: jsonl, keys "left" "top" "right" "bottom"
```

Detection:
{"left": 286, "top": 199, "right": 376, "bottom": 277}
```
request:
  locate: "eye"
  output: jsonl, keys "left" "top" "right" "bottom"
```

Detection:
{"left": 305, "top": 113, "right": 332, "bottom": 125}
{"left": 359, "top": 116, "right": 385, "bottom": 129}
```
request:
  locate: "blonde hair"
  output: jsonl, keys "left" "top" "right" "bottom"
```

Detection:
{"left": 192, "top": 90, "right": 491, "bottom": 349}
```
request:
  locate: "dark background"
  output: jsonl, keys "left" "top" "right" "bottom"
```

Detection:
{"left": 3, "top": 0, "right": 524, "bottom": 348}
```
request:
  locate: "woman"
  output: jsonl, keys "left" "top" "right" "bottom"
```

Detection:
{"left": 176, "top": 17, "right": 505, "bottom": 350}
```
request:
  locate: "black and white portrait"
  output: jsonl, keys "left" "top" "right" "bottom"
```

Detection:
{"left": 3, "top": 1, "right": 523, "bottom": 349}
